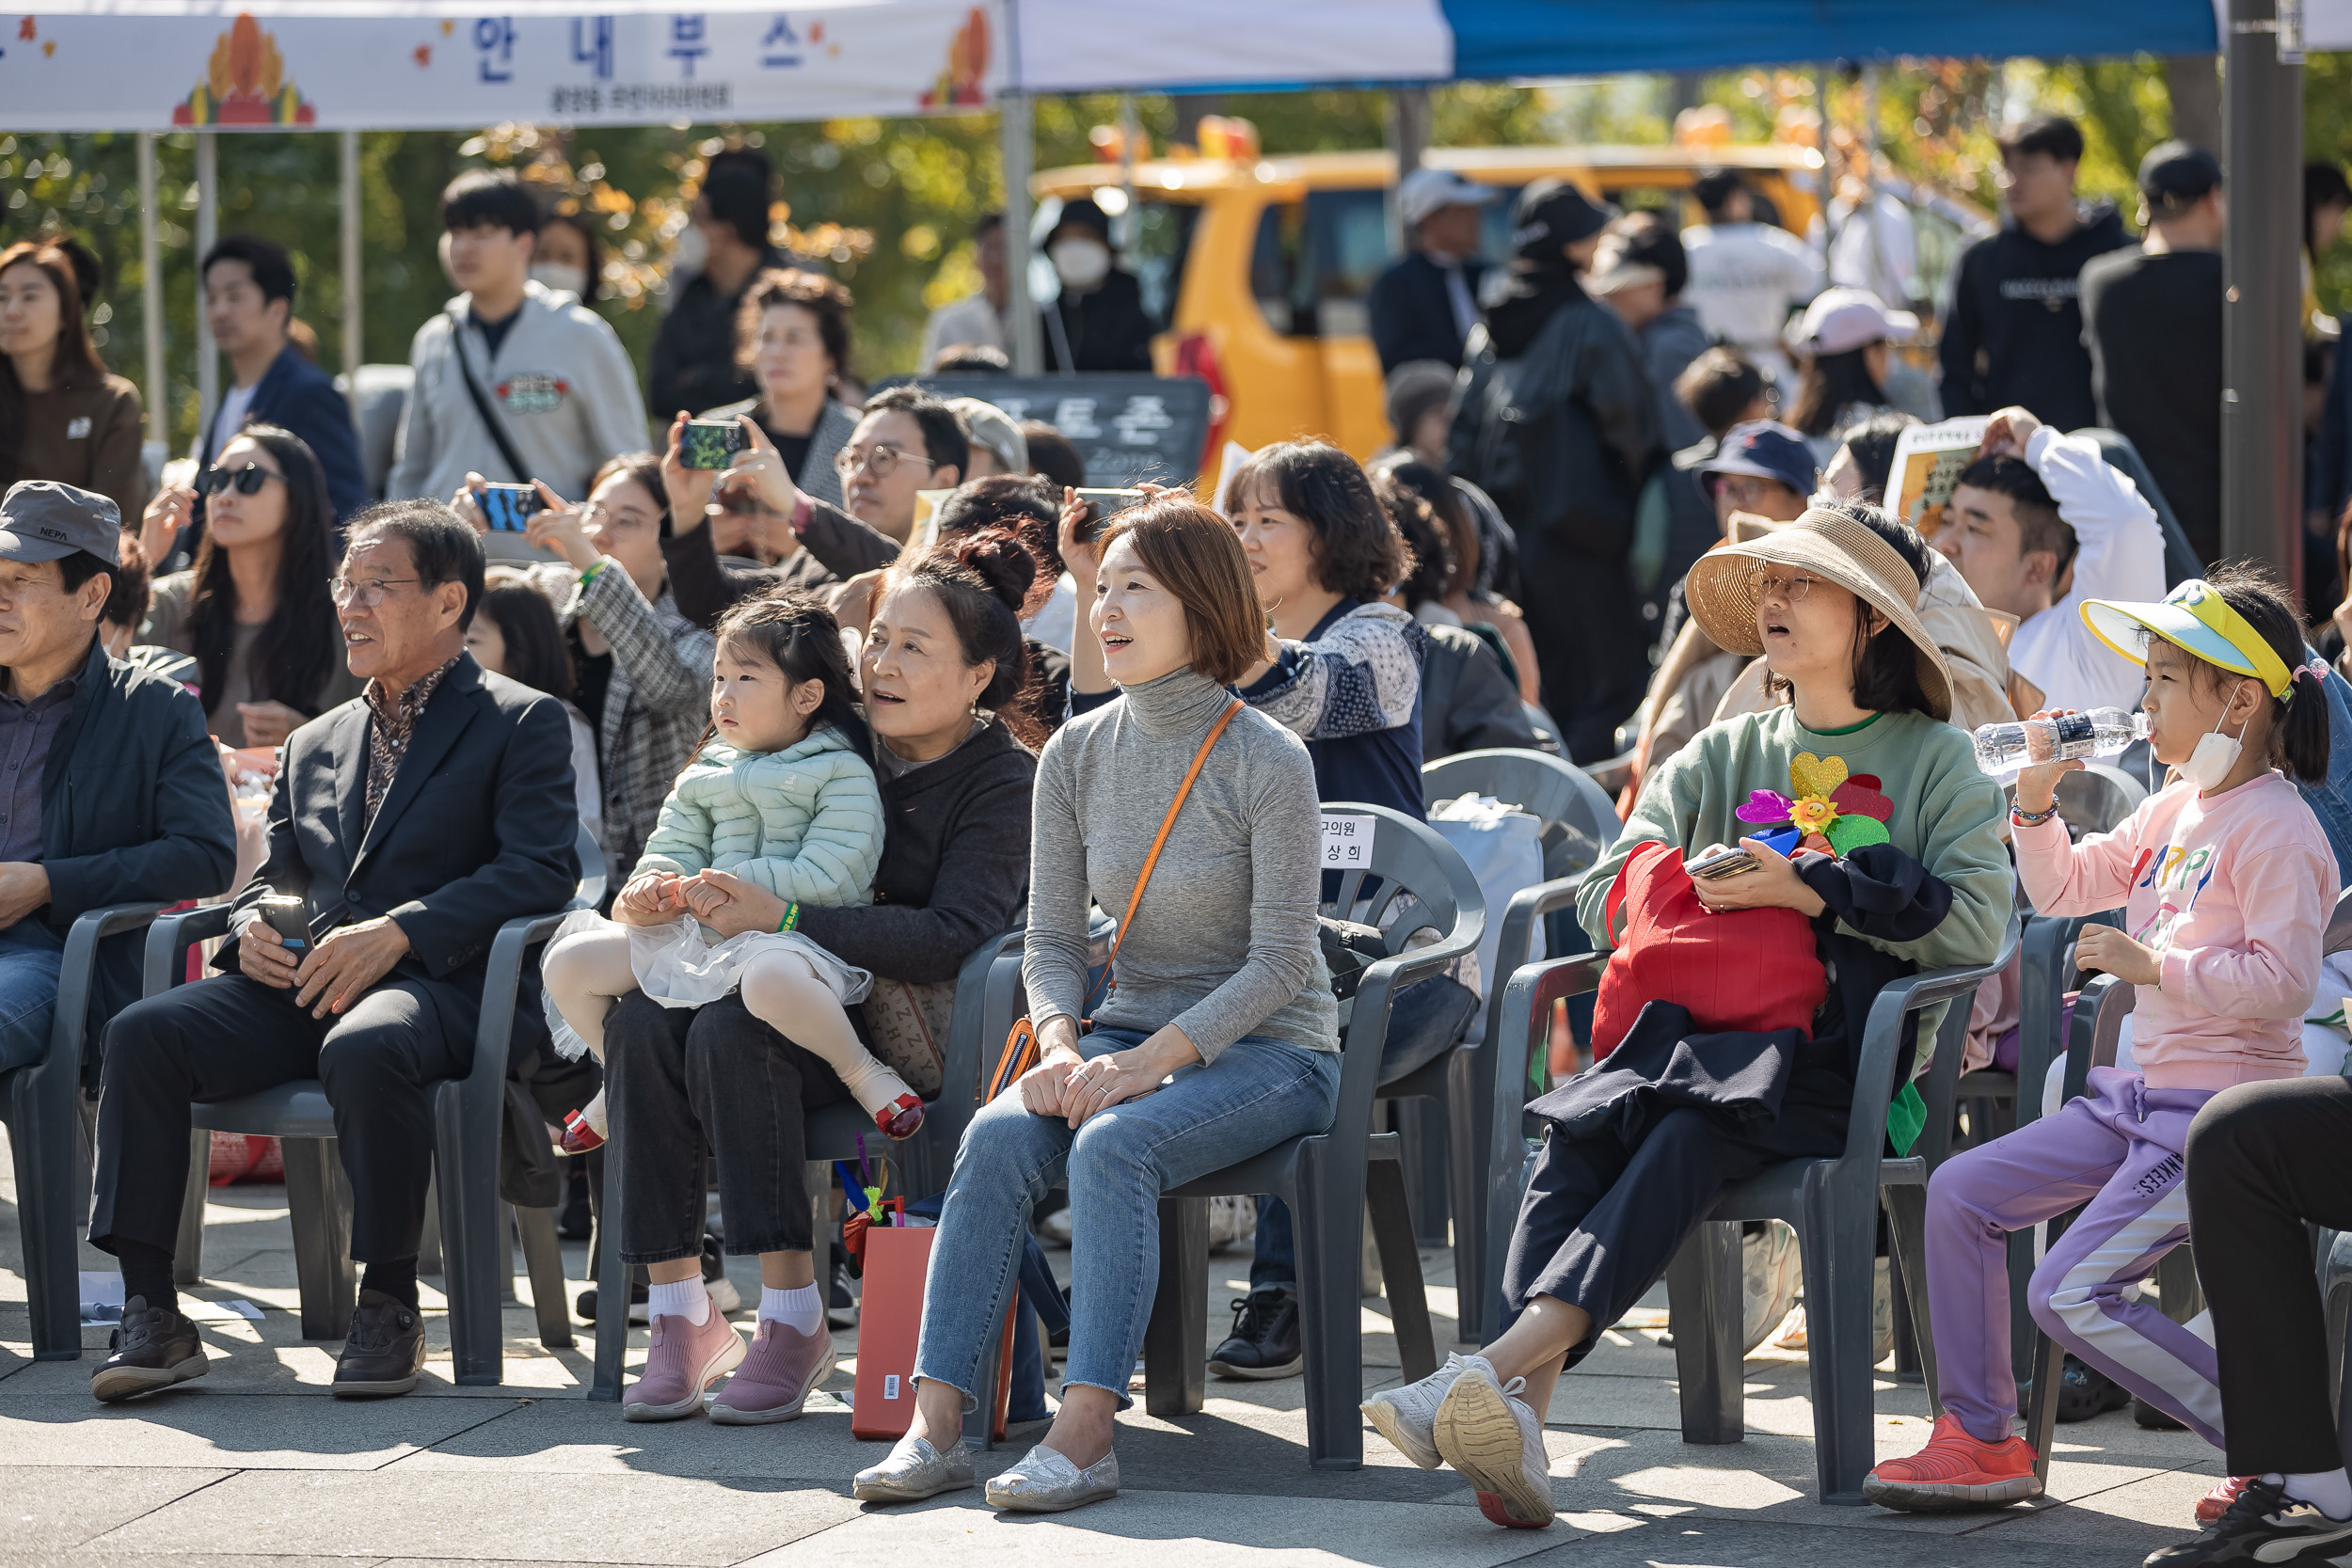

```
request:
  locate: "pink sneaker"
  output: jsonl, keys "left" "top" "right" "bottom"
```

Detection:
{"left": 707, "top": 1319, "right": 834, "bottom": 1424}
{"left": 623, "top": 1307, "right": 744, "bottom": 1422}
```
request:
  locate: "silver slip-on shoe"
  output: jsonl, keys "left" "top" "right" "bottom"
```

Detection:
{"left": 984, "top": 1444, "right": 1120, "bottom": 1513}
{"left": 851, "top": 1433, "right": 977, "bottom": 1503}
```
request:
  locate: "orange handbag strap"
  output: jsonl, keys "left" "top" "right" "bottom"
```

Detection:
{"left": 1092, "top": 698, "right": 1243, "bottom": 1006}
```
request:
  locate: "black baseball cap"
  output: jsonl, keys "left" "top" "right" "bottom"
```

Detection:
{"left": 2138, "top": 140, "right": 2222, "bottom": 212}
{"left": 0, "top": 481, "right": 119, "bottom": 565}
{"left": 1511, "top": 178, "right": 1613, "bottom": 261}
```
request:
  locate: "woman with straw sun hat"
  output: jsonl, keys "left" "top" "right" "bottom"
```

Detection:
{"left": 1360, "top": 502, "right": 2010, "bottom": 1529}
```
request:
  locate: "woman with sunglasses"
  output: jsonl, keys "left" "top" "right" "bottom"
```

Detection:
{"left": 137, "top": 424, "right": 356, "bottom": 749}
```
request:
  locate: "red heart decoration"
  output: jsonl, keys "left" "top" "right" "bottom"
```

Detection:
{"left": 1848, "top": 773, "right": 1883, "bottom": 792}
{"left": 1829, "top": 777, "right": 1894, "bottom": 823}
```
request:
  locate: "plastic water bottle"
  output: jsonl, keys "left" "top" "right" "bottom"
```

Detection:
{"left": 1971, "top": 707, "right": 2150, "bottom": 772}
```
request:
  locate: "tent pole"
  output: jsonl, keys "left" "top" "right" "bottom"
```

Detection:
{"left": 1386, "top": 86, "right": 1431, "bottom": 256}
{"left": 193, "top": 131, "right": 218, "bottom": 433}
{"left": 136, "top": 134, "right": 166, "bottom": 449}
{"left": 2221, "top": 0, "right": 2303, "bottom": 579}
{"left": 1001, "top": 92, "right": 1041, "bottom": 376}
{"left": 340, "top": 129, "right": 362, "bottom": 426}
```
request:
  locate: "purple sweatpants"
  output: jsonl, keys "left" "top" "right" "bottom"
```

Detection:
{"left": 1925, "top": 1067, "right": 2222, "bottom": 1448}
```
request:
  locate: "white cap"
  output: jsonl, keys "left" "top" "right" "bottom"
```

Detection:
{"left": 1398, "top": 167, "right": 1496, "bottom": 230}
{"left": 1788, "top": 287, "right": 1918, "bottom": 356}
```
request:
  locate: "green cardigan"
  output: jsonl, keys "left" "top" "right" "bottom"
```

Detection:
{"left": 1580, "top": 705, "right": 2010, "bottom": 977}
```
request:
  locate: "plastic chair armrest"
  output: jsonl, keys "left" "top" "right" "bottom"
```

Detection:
{"left": 468, "top": 911, "right": 574, "bottom": 1104}
{"left": 141, "top": 904, "right": 236, "bottom": 999}
{"left": 1841, "top": 917, "right": 2021, "bottom": 1167}
{"left": 40, "top": 901, "right": 167, "bottom": 1084}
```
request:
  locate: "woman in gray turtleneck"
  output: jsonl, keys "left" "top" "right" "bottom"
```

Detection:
{"left": 853, "top": 498, "right": 1342, "bottom": 1513}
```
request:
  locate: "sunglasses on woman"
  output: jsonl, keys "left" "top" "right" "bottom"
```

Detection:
{"left": 198, "top": 463, "right": 285, "bottom": 498}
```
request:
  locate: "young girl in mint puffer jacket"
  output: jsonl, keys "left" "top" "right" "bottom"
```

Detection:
{"left": 542, "top": 593, "right": 917, "bottom": 1135}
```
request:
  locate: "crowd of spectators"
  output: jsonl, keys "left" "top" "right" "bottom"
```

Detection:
{"left": 19, "top": 115, "right": 2352, "bottom": 1565}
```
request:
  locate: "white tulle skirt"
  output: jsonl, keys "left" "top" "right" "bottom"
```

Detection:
{"left": 542, "top": 909, "right": 872, "bottom": 1060}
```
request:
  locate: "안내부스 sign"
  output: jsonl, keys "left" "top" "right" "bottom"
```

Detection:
{"left": 0, "top": 1, "right": 1000, "bottom": 132}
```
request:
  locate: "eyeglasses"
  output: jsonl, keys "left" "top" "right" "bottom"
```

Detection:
{"left": 328, "top": 576, "right": 419, "bottom": 609}
{"left": 199, "top": 464, "right": 285, "bottom": 498}
{"left": 833, "top": 444, "right": 937, "bottom": 481}
{"left": 1753, "top": 570, "right": 1820, "bottom": 604}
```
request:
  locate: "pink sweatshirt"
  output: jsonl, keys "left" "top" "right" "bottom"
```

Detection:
{"left": 2015, "top": 771, "right": 2339, "bottom": 1089}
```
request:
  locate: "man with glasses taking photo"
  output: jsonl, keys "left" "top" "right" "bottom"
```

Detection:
{"left": 661, "top": 388, "right": 969, "bottom": 605}
{"left": 87, "top": 500, "right": 578, "bottom": 1404}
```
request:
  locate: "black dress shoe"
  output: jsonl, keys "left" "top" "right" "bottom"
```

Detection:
{"left": 333, "top": 1291, "right": 425, "bottom": 1397}
{"left": 91, "top": 1296, "right": 207, "bottom": 1403}
{"left": 1207, "top": 1284, "right": 1302, "bottom": 1380}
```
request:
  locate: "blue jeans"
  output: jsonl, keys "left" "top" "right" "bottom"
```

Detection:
{"left": 1250, "top": 975, "right": 1476, "bottom": 1290}
{"left": 0, "top": 918, "right": 65, "bottom": 1075}
{"left": 914, "top": 1027, "right": 1341, "bottom": 1405}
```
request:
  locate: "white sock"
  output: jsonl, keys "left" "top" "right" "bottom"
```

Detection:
{"left": 2280, "top": 1469, "right": 2352, "bottom": 1520}
{"left": 647, "top": 1277, "right": 709, "bottom": 1325}
{"left": 759, "top": 1283, "right": 823, "bottom": 1335}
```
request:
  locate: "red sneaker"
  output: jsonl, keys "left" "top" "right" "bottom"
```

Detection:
{"left": 2198, "top": 1476, "right": 2251, "bottom": 1524}
{"left": 1864, "top": 1415, "right": 2043, "bottom": 1512}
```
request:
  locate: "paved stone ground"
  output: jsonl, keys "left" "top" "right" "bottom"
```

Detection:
{"left": 0, "top": 1136, "right": 2222, "bottom": 1568}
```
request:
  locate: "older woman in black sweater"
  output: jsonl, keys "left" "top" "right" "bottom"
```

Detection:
{"left": 597, "top": 531, "right": 1040, "bottom": 1424}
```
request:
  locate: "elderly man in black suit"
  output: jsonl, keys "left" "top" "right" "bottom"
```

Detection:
{"left": 1368, "top": 167, "right": 1498, "bottom": 374}
{"left": 87, "top": 500, "right": 578, "bottom": 1402}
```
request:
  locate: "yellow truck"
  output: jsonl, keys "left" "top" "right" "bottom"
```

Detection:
{"left": 1034, "top": 134, "right": 1980, "bottom": 475}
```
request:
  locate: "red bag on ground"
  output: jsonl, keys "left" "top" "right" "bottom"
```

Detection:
{"left": 206, "top": 1132, "right": 284, "bottom": 1185}
{"left": 850, "top": 1223, "right": 1016, "bottom": 1442}
{"left": 1589, "top": 841, "right": 1826, "bottom": 1060}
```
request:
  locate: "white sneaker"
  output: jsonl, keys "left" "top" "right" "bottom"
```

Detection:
{"left": 1433, "top": 1361, "right": 1553, "bottom": 1528}
{"left": 1036, "top": 1206, "right": 1074, "bottom": 1246}
{"left": 1741, "top": 1222, "right": 1801, "bottom": 1354}
{"left": 706, "top": 1275, "right": 742, "bottom": 1317}
{"left": 1362, "top": 1353, "right": 1488, "bottom": 1468}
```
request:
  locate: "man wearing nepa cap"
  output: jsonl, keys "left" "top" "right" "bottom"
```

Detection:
{"left": 1368, "top": 166, "right": 1498, "bottom": 373}
{"left": 0, "top": 480, "right": 232, "bottom": 1151}
{"left": 1449, "top": 177, "right": 1659, "bottom": 760}
{"left": 2080, "top": 140, "right": 2226, "bottom": 564}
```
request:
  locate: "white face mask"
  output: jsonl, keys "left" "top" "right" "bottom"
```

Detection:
{"left": 530, "top": 262, "right": 588, "bottom": 299}
{"left": 1050, "top": 236, "right": 1112, "bottom": 292}
{"left": 2177, "top": 680, "right": 2255, "bottom": 792}
{"left": 671, "top": 223, "right": 709, "bottom": 277}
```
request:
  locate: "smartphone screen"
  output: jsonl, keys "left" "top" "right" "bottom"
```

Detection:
{"left": 478, "top": 483, "right": 536, "bottom": 531}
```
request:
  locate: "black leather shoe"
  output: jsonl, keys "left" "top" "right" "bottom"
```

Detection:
{"left": 2055, "top": 1354, "right": 2131, "bottom": 1422}
{"left": 91, "top": 1296, "right": 207, "bottom": 1403}
{"left": 332, "top": 1291, "right": 425, "bottom": 1397}
{"left": 1208, "top": 1285, "right": 1303, "bottom": 1380}
{"left": 2132, "top": 1395, "right": 2188, "bottom": 1431}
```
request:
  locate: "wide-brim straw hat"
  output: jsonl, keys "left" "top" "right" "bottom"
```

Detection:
{"left": 1685, "top": 506, "right": 1954, "bottom": 722}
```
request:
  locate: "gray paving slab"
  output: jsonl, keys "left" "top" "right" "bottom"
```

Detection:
{"left": 757, "top": 1489, "right": 1568, "bottom": 1568}
{"left": 0, "top": 1463, "right": 233, "bottom": 1549}
{"left": 87, "top": 1468, "right": 862, "bottom": 1564}
{"left": 1509, "top": 1513, "right": 2165, "bottom": 1567}
{"left": 0, "top": 1364, "right": 523, "bottom": 1468}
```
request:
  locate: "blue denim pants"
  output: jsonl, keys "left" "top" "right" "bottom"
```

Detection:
{"left": 0, "top": 917, "right": 66, "bottom": 1075}
{"left": 913, "top": 1027, "right": 1341, "bottom": 1405}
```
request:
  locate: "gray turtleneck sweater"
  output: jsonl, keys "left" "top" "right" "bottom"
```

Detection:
{"left": 1025, "top": 666, "right": 1339, "bottom": 1061}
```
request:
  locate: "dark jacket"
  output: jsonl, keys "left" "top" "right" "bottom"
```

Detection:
{"left": 661, "top": 499, "right": 900, "bottom": 629}
{"left": 796, "top": 717, "right": 1037, "bottom": 984}
{"left": 1369, "top": 250, "right": 1492, "bottom": 373}
{"left": 40, "top": 639, "right": 239, "bottom": 1032}
{"left": 1419, "top": 623, "right": 1546, "bottom": 762}
{"left": 185, "top": 345, "right": 371, "bottom": 556}
{"left": 2079, "top": 246, "right": 2224, "bottom": 565}
{"left": 646, "top": 247, "right": 794, "bottom": 423}
{"left": 1937, "top": 202, "right": 2133, "bottom": 432}
{"left": 1449, "top": 269, "right": 1659, "bottom": 760}
{"left": 1450, "top": 270, "right": 1659, "bottom": 562}
{"left": 217, "top": 655, "right": 580, "bottom": 1025}
{"left": 1041, "top": 269, "right": 1156, "bottom": 373}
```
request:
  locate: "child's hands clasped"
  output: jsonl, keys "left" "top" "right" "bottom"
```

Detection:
{"left": 1690, "top": 837, "right": 1828, "bottom": 918}
{"left": 614, "top": 872, "right": 685, "bottom": 927}
{"left": 2074, "top": 925, "right": 2163, "bottom": 988}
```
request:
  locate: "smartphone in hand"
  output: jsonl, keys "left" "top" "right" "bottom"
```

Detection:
{"left": 257, "top": 895, "right": 311, "bottom": 956}
{"left": 477, "top": 483, "right": 538, "bottom": 531}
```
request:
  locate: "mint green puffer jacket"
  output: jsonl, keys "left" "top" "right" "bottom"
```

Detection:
{"left": 634, "top": 726, "right": 884, "bottom": 911}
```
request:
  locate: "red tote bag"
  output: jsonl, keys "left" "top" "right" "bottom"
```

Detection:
{"left": 1588, "top": 841, "right": 1826, "bottom": 1060}
{"left": 850, "top": 1223, "right": 1017, "bottom": 1442}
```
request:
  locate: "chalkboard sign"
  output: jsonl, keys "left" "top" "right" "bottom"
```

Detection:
{"left": 883, "top": 374, "right": 1213, "bottom": 486}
